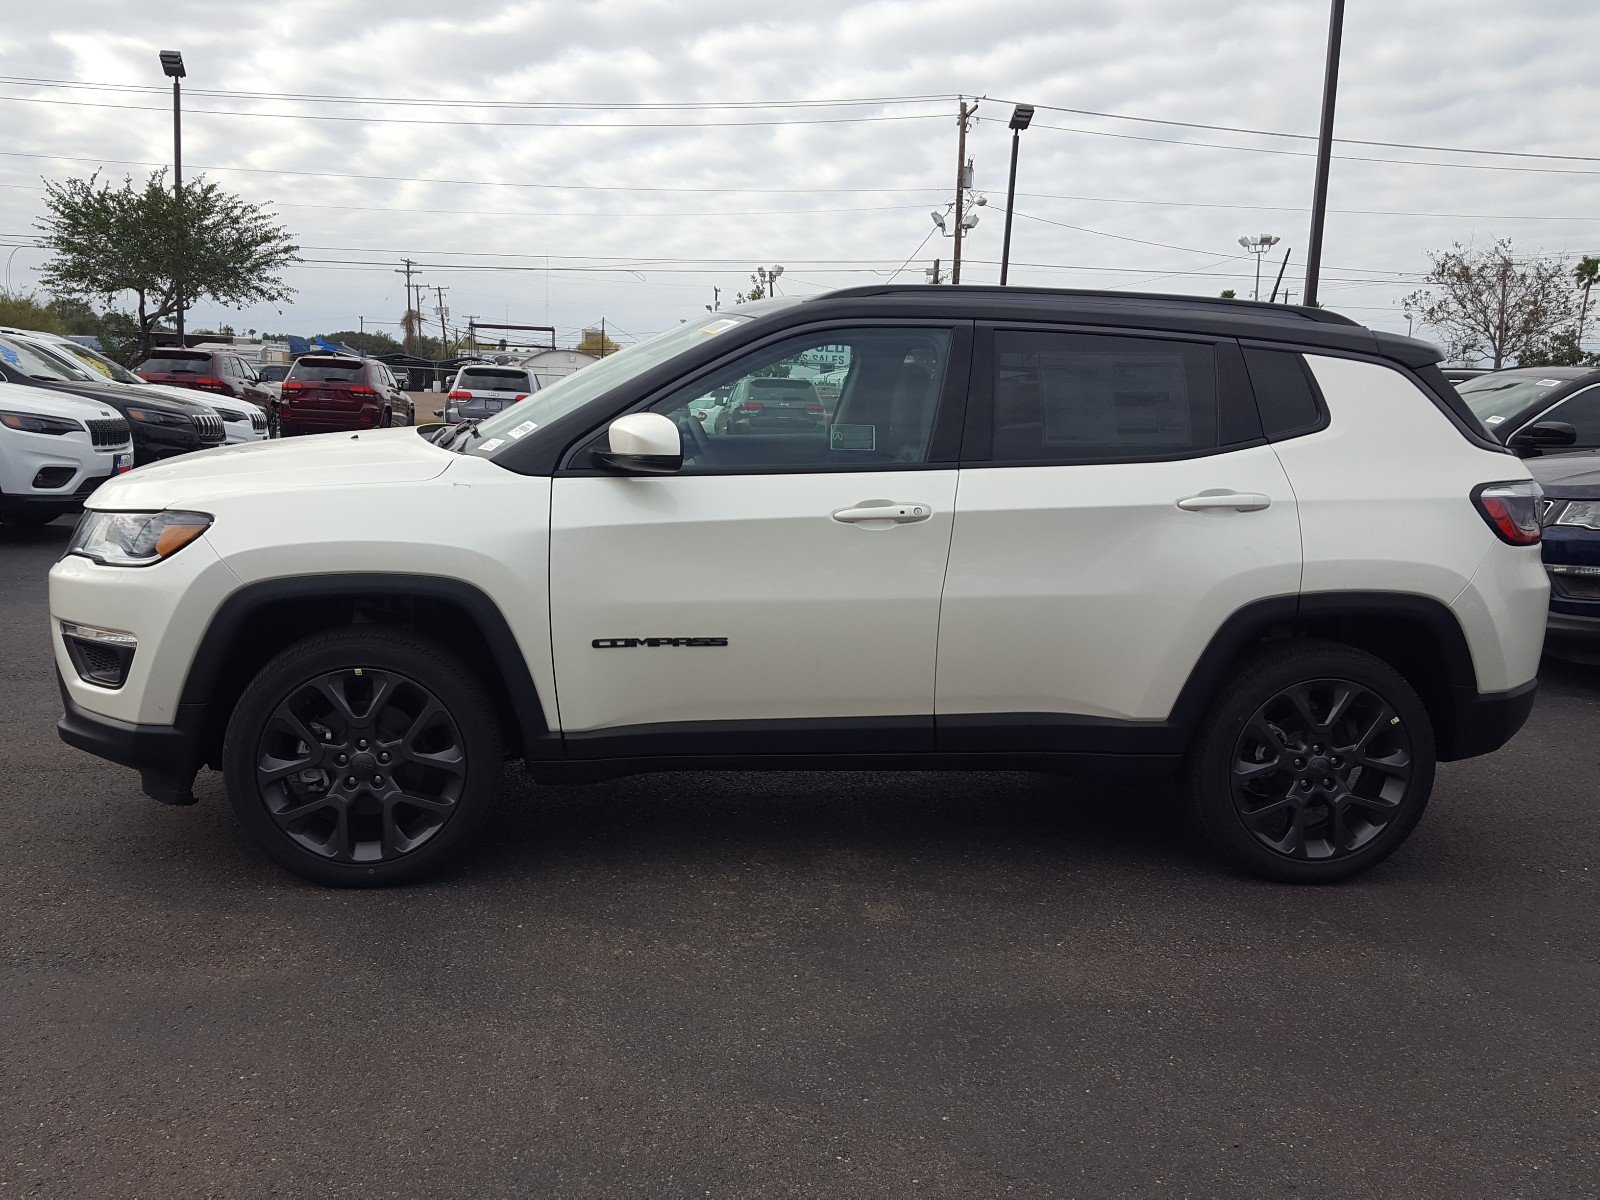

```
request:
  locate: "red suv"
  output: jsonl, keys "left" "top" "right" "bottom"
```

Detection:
{"left": 134, "top": 347, "right": 276, "bottom": 412}
{"left": 278, "top": 356, "right": 413, "bottom": 436}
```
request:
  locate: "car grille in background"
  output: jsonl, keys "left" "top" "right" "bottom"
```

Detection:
{"left": 249, "top": 409, "right": 267, "bottom": 432}
{"left": 1547, "top": 564, "right": 1600, "bottom": 600}
{"left": 192, "top": 413, "right": 225, "bottom": 444}
{"left": 85, "top": 417, "right": 131, "bottom": 449}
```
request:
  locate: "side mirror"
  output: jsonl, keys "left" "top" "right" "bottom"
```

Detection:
{"left": 594, "top": 412, "right": 682, "bottom": 474}
{"left": 1509, "top": 419, "right": 1578, "bottom": 455}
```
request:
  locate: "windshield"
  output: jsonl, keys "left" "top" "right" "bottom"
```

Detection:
{"left": 464, "top": 315, "right": 753, "bottom": 453}
{"left": 0, "top": 333, "right": 95, "bottom": 381}
{"left": 1457, "top": 374, "right": 1574, "bottom": 428}
{"left": 56, "top": 341, "right": 143, "bottom": 385}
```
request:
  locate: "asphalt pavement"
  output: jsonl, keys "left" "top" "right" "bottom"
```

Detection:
{"left": 3, "top": 516, "right": 1597, "bottom": 1198}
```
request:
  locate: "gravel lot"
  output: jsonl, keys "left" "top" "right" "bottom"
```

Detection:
{"left": 4, "top": 516, "right": 1597, "bottom": 1198}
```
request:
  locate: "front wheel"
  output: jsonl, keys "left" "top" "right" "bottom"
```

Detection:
{"left": 223, "top": 627, "right": 503, "bottom": 886}
{"left": 1183, "top": 640, "right": 1435, "bottom": 884}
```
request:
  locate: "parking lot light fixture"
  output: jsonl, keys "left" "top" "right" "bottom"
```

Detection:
{"left": 1000, "top": 104, "right": 1033, "bottom": 286}
{"left": 159, "top": 51, "right": 186, "bottom": 342}
{"left": 1238, "top": 233, "right": 1280, "bottom": 301}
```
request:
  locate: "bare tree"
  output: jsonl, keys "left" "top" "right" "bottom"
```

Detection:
{"left": 1403, "top": 239, "right": 1574, "bottom": 368}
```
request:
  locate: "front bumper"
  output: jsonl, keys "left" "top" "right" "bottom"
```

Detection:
{"left": 57, "top": 673, "right": 203, "bottom": 804}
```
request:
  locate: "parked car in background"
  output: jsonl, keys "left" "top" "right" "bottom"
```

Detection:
{"left": 1455, "top": 366, "right": 1600, "bottom": 455}
{"left": 0, "top": 333, "right": 224, "bottom": 464}
{"left": 6, "top": 331, "right": 267, "bottom": 444}
{"left": 134, "top": 347, "right": 276, "bottom": 417}
{"left": 1441, "top": 367, "right": 1492, "bottom": 384}
{"left": 257, "top": 363, "right": 289, "bottom": 385}
{"left": 51, "top": 287, "right": 1546, "bottom": 888}
{"left": 442, "top": 364, "right": 538, "bottom": 425}
{"left": 720, "top": 374, "right": 827, "bottom": 434}
{"left": 0, "top": 378, "right": 132, "bottom": 527}
{"left": 1525, "top": 451, "right": 1600, "bottom": 644}
{"left": 279, "top": 355, "right": 412, "bottom": 436}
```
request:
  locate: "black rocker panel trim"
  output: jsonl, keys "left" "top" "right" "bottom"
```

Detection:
{"left": 564, "top": 715, "right": 934, "bottom": 758}
{"left": 180, "top": 573, "right": 554, "bottom": 757}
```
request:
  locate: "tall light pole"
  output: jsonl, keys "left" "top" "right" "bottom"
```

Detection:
{"left": 1303, "top": 0, "right": 1346, "bottom": 308}
{"left": 1237, "top": 234, "right": 1280, "bottom": 300}
{"left": 1000, "top": 104, "right": 1033, "bottom": 286}
{"left": 159, "top": 50, "right": 186, "bottom": 344}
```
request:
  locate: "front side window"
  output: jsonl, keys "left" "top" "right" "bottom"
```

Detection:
{"left": 636, "top": 327, "right": 952, "bottom": 472}
{"left": 1539, "top": 386, "right": 1600, "bottom": 448}
{"left": 990, "top": 330, "right": 1218, "bottom": 463}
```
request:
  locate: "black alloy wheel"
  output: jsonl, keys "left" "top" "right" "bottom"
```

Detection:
{"left": 1230, "top": 679, "right": 1412, "bottom": 861}
{"left": 256, "top": 667, "right": 466, "bottom": 863}
{"left": 1183, "top": 640, "right": 1435, "bottom": 883}
{"left": 224, "top": 627, "right": 502, "bottom": 886}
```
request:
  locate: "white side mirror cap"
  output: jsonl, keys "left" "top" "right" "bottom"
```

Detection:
{"left": 599, "top": 411, "right": 682, "bottom": 474}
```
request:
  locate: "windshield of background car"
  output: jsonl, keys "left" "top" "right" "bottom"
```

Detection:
{"left": 289, "top": 358, "right": 367, "bottom": 382}
{"left": 1457, "top": 374, "right": 1575, "bottom": 429}
{"left": 137, "top": 351, "right": 212, "bottom": 374}
{"left": 463, "top": 315, "right": 754, "bottom": 454}
{"left": 0, "top": 333, "right": 93, "bottom": 381}
{"left": 457, "top": 368, "right": 529, "bottom": 391}
{"left": 58, "top": 342, "right": 143, "bottom": 384}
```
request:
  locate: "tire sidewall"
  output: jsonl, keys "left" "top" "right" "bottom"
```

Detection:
{"left": 223, "top": 630, "right": 502, "bottom": 887}
{"left": 1188, "top": 646, "right": 1437, "bottom": 884}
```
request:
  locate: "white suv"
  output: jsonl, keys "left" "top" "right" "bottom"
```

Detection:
{"left": 49, "top": 288, "right": 1548, "bottom": 887}
{"left": 0, "top": 379, "right": 131, "bottom": 527}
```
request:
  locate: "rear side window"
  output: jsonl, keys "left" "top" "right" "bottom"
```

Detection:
{"left": 1242, "top": 347, "right": 1324, "bottom": 439}
{"left": 290, "top": 357, "right": 366, "bottom": 382}
{"left": 989, "top": 330, "right": 1218, "bottom": 463}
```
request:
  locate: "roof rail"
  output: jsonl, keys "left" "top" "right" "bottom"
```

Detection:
{"left": 809, "top": 284, "right": 1361, "bottom": 327}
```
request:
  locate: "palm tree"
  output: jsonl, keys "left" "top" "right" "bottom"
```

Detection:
{"left": 1575, "top": 256, "right": 1600, "bottom": 351}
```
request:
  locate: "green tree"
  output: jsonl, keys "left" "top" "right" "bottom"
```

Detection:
{"left": 575, "top": 328, "right": 621, "bottom": 357}
{"left": 1402, "top": 239, "right": 1574, "bottom": 369}
{"left": 34, "top": 170, "right": 299, "bottom": 363}
{"left": 324, "top": 329, "right": 404, "bottom": 356}
{"left": 0, "top": 294, "right": 64, "bottom": 334}
{"left": 1574, "top": 255, "right": 1599, "bottom": 350}
{"left": 735, "top": 272, "right": 767, "bottom": 303}
{"left": 1219, "top": 289, "right": 1237, "bottom": 299}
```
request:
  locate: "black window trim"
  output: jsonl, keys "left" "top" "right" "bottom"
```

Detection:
{"left": 960, "top": 321, "right": 1267, "bottom": 469}
{"left": 555, "top": 318, "right": 975, "bottom": 478}
{"left": 1240, "top": 344, "right": 1332, "bottom": 444}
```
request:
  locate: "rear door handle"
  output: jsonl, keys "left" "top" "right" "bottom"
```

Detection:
{"left": 1176, "top": 491, "right": 1271, "bottom": 512}
{"left": 832, "top": 500, "right": 932, "bottom": 525}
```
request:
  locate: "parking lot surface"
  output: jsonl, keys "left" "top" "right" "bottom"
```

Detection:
{"left": 4, "top": 517, "right": 1598, "bottom": 1198}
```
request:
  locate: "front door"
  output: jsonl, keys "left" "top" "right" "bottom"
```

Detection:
{"left": 548, "top": 323, "right": 969, "bottom": 756}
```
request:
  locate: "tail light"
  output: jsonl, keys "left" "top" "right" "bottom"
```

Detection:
{"left": 193, "top": 376, "right": 225, "bottom": 392}
{"left": 134, "top": 371, "right": 152, "bottom": 381}
{"left": 514, "top": 393, "right": 529, "bottom": 401}
{"left": 449, "top": 390, "right": 472, "bottom": 400}
{"left": 805, "top": 402, "right": 825, "bottom": 414}
{"left": 349, "top": 385, "right": 377, "bottom": 396}
{"left": 738, "top": 401, "right": 764, "bottom": 413}
{"left": 1472, "top": 480, "right": 1543, "bottom": 546}
{"left": 281, "top": 381, "right": 303, "bottom": 393}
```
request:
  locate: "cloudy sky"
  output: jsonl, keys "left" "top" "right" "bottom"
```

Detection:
{"left": 2, "top": 0, "right": 1597, "bottom": 354}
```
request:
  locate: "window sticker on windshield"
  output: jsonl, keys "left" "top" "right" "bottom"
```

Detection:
{"left": 0, "top": 346, "right": 18, "bottom": 366}
{"left": 508, "top": 420, "right": 538, "bottom": 439}
{"left": 698, "top": 318, "right": 739, "bottom": 335}
{"left": 1485, "top": 415, "right": 1506, "bottom": 425}
{"left": 1537, "top": 379, "right": 1561, "bottom": 387}
{"left": 478, "top": 438, "right": 505, "bottom": 452}
{"left": 830, "top": 423, "right": 876, "bottom": 451}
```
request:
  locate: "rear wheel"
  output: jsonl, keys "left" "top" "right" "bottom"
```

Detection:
{"left": 1183, "top": 640, "right": 1435, "bottom": 883}
{"left": 223, "top": 627, "right": 503, "bottom": 886}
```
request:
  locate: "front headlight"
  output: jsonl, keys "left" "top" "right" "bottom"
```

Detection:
{"left": 0, "top": 410, "right": 81, "bottom": 436}
{"left": 68, "top": 510, "right": 213, "bottom": 567}
{"left": 1553, "top": 500, "right": 1600, "bottom": 530}
{"left": 124, "top": 407, "right": 191, "bottom": 428}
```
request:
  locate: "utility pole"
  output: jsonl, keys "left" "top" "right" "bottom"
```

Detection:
{"left": 924, "top": 258, "right": 943, "bottom": 285}
{"left": 952, "top": 99, "right": 973, "bottom": 285}
{"left": 394, "top": 259, "right": 417, "bottom": 355}
{"left": 599, "top": 317, "right": 608, "bottom": 358}
{"left": 465, "top": 315, "right": 479, "bottom": 354}
{"left": 1303, "top": 0, "right": 1346, "bottom": 308}
{"left": 358, "top": 316, "right": 365, "bottom": 334}
{"left": 433, "top": 284, "right": 450, "bottom": 356}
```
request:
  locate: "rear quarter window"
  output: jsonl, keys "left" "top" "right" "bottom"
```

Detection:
{"left": 1242, "top": 347, "right": 1326, "bottom": 439}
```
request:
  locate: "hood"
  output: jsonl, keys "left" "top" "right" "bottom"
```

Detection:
{"left": 1527, "top": 451, "right": 1600, "bottom": 499}
{"left": 33, "top": 377, "right": 216, "bottom": 417}
{"left": 86, "top": 426, "right": 456, "bottom": 509}
{"left": 0, "top": 381, "right": 124, "bottom": 423}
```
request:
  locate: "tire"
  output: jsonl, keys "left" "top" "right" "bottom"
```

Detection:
{"left": 378, "top": 408, "right": 392, "bottom": 429}
{"left": 222, "top": 626, "right": 503, "bottom": 887}
{"left": 1182, "top": 639, "right": 1435, "bottom": 884}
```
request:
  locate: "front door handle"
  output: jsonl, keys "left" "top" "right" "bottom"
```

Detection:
{"left": 1176, "top": 491, "right": 1272, "bottom": 512}
{"left": 832, "top": 499, "right": 933, "bottom": 525}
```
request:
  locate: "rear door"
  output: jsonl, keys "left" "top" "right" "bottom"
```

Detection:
{"left": 547, "top": 322, "right": 970, "bottom": 753}
{"left": 935, "top": 324, "right": 1302, "bottom": 745}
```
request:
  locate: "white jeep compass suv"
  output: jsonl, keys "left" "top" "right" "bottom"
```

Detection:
{"left": 50, "top": 288, "right": 1548, "bottom": 887}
